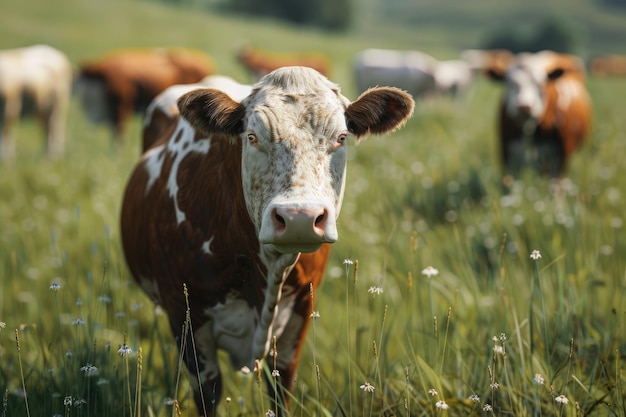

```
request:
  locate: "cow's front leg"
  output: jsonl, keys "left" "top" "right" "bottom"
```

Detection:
{"left": 178, "top": 319, "right": 222, "bottom": 417}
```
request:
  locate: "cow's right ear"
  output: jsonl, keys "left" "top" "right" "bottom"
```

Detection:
{"left": 346, "top": 87, "right": 415, "bottom": 139}
{"left": 178, "top": 88, "right": 246, "bottom": 136}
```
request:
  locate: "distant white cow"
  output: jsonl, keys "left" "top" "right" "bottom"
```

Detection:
{"left": 142, "top": 75, "right": 252, "bottom": 151}
{"left": 433, "top": 59, "right": 474, "bottom": 96}
{"left": 0, "top": 45, "right": 72, "bottom": 159}
{"left": 353, "top": 48, "right": 437, "bottom": 98}
{"left": 354, "top": 49, "right": 475, "bottom": 99}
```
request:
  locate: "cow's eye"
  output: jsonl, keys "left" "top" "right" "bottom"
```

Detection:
{"left": 247, "top": 133, "right": 258, "bottom": 145}
{"left": 333, "top": 133, "right": 347, "bottom": 149}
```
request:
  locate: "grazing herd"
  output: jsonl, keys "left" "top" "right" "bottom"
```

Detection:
{"left": 1, "top": 41, "right": 606, "bottom": 415}
{"left": 0, "top": 43, "right": 597, "bottom": 181}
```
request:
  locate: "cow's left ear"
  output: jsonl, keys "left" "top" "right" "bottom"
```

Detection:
{"left": 346, "top": 87, "right": 415, "bottom": 139}
{"left": 178, "top": 88, "right": 246, "bottom": 136}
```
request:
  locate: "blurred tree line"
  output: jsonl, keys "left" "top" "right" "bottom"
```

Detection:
{"left": 229, "top": 0, "right": 350, "bottom": 30}
{"left": 165, "top": 0, "right": 352, "bottom": 31}
{"left": 482, "top": 16, "right": 583, "bottom": 54}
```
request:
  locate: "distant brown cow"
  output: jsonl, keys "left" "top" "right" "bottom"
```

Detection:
{"left": 488, "top": 51, "right": 592, "bottom": 179}
{"left": 238, "top": 46, "right": 331, "bottom": 80}
{"left": 590, "top": 54, "right": 626, "bottom": 77}
{"left": 76, "top": 48, "right": 215, "bottom": 137}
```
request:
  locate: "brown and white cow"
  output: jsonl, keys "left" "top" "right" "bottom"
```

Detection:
{"left": 141, "top": 75, "right": 252, "bottom": 152}
{"left": 76, "top": 48, "right": 215, "bottom": 138}
{"left": 590, "top": 54, "right": 626, "bottom": 77}
{"left": 0, "top": 45, "right": 72, "bottom": 159}
{"left": 488, "top": 51, "right": 592, "bottom": 179}
{"left": 121, "top": 66, "right": 414, "bottom": 416}
{"left": 238, "top": 46, "right": 331, "bottom": 80}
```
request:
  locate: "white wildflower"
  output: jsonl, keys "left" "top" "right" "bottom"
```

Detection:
{"left": 118, "top": 344, "right": 132, "bottom": 356}
{"left": 555, "top": 394, "right": 569, "bottom": 404}
{"left": 435, "top": 400, "right": 449, "bottom": 409}
{"left": 421, "top": 266, "right": 439, "bottom": 277}
{"left": 534, "top": 373, "right": 545, "bottom": 384}
{"left": 368, "top": 286, "right": 383, "bottom": 296}
{"left": 468, "top": 394, "right": 480, "bottom": 402}
{"left": 360, "top": 382, "right": 375, "bottom": 392}
{"left": 49, "top": 282, "right": 61, "bottom": 291}
{"left": 530, "top": 250, "right": 542, "bottom": 260}
{"left": 80, "top": 364, "right": 99, "bottom": 377}
{"left": 97, "top": 295, "right": 111, "bottom": 303}
{"left": 428, "top": 388, "right": 438, "bottom": 396}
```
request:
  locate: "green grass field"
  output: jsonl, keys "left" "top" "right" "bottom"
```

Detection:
{"left": 2, "top": 0, "right": 626, "bottom": 415}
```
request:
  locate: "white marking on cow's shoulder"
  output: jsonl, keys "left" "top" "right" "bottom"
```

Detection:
{"left": 201, "top": 236, "right": 215, "bottom": 255}
{"left": 143, "top": 144, "right": 166, "bottom": 194}
{"left": 166, "top": 118, "right": 211, "bottom": 224}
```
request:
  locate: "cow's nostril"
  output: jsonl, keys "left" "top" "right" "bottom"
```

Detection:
{"left": 275, "top": 213, "right": 285, "bottom": 225}
{"left": 315, "top": 213, "right": 325, "bottom": 225}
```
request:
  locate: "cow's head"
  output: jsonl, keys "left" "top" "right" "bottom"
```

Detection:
{"left": 178, "top": 66, "right": 414, "bottom": 254}
{"left": 489, "top": 51, "right": 584, "bottom": 132}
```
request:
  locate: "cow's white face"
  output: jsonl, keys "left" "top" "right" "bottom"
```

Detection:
{"left": 502, "top": 53, "right": 563, "bottom": 131}
{"left": 504, "top": 60, "right": 548, "bottom": 126}
{"left": 240, "top": 81, "right": 350, "bottom": 254}
{"left": 178, "top": 66, "right": 414, "bottom": 255}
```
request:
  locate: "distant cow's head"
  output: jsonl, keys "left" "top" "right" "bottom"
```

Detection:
{"left": 489, "top": 51, "right": 585, "bottom": 132}
{"left": 178, "top": 66, "right": 414, "bottom": 254}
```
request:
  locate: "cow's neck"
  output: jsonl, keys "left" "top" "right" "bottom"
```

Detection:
{"left": 251, "top": 248, "right": 300, "bottom": 363}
